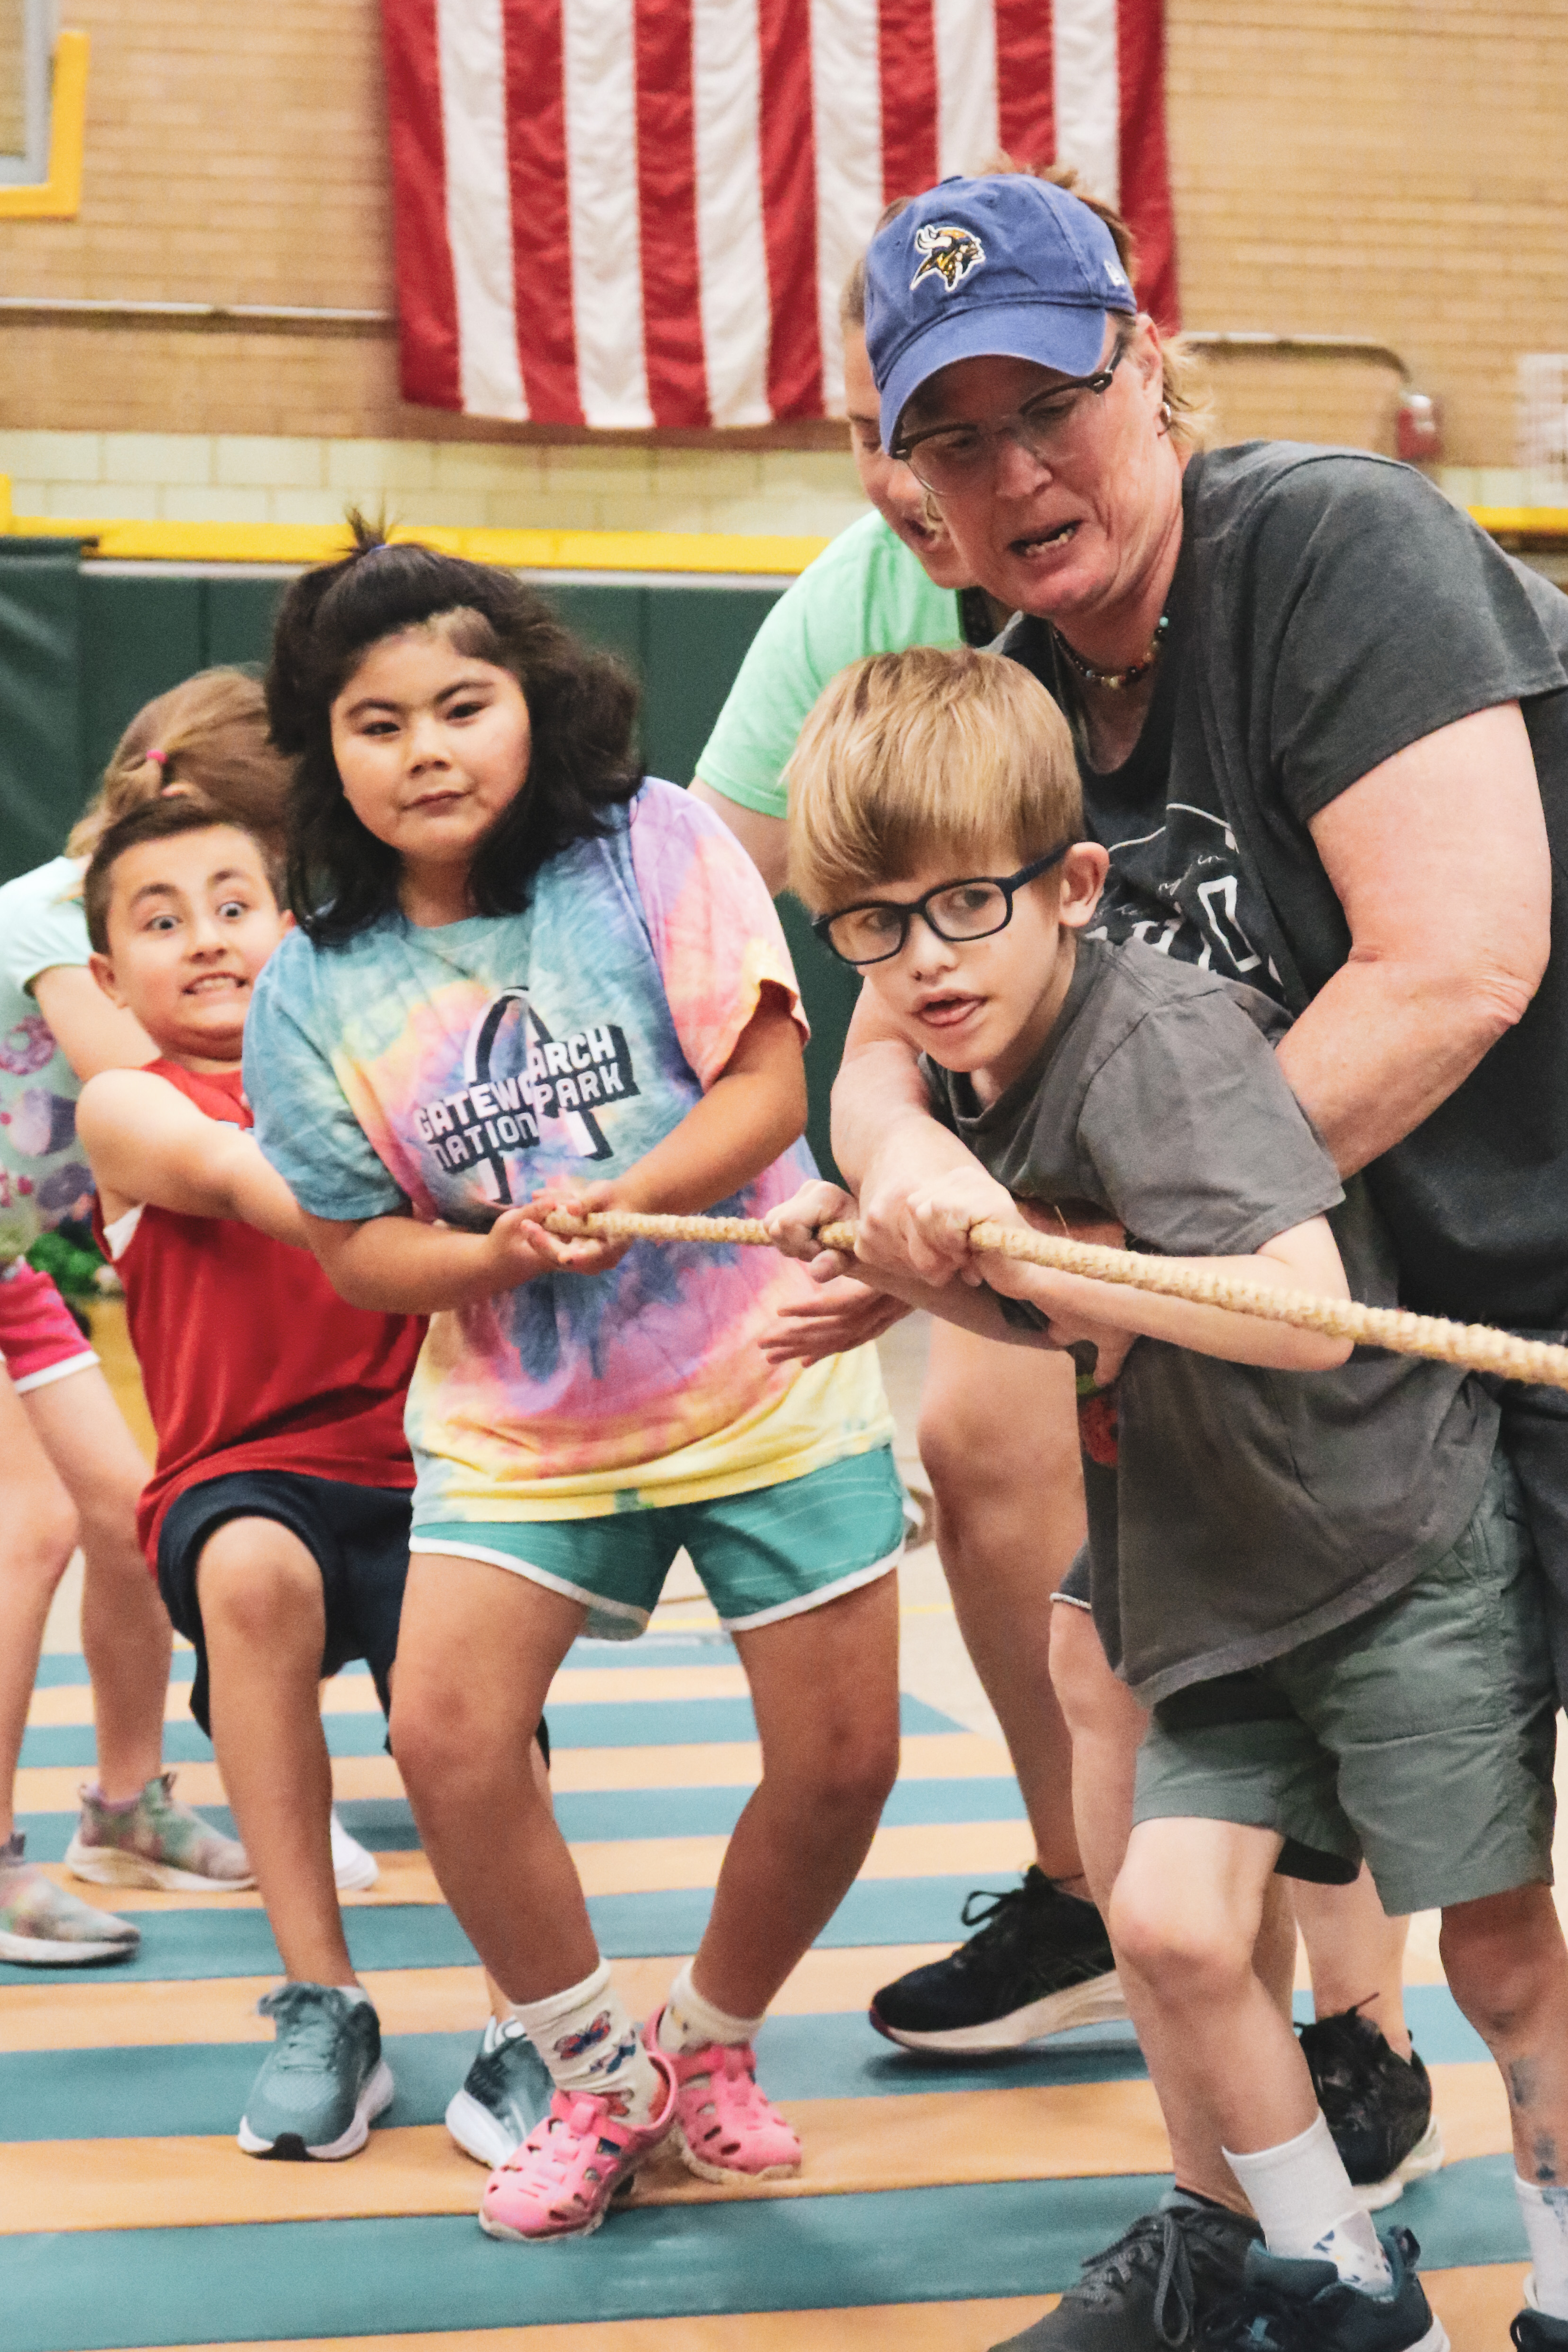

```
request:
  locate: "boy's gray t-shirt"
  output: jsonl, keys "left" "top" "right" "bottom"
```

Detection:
{"left": 924, "top": 937, "right": 1499, "bottom": 1704}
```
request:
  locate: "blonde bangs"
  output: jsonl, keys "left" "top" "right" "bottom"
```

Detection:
{"left": 785, "top": 648, "right": 1082, "bottom": 914}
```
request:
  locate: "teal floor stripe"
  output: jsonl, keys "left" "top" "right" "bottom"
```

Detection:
{"left": 15, "top": 1774, "right": 1030, "bottom": 1855}
{"left": 0, "top": 2014, "right": 1153, "bottom": 2144}
{"left": 19, "top": 1690, "right": 958, "bottom": 1771}
{"left": 0, "top": 1987, "right": 1488, "bottom": 2144}
{"left": 0, "top": 2162, "right": 1527, "bottom": 2352}
{"left": 0, "top": 1876, "right": 1026, "bottom": 1987}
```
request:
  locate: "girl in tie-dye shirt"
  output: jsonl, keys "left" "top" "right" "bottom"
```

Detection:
{"left": 246, "top": 530, "right": 904, "bottom": 2240}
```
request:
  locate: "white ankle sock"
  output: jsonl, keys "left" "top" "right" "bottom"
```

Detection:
{"left": 1518, "top": 2176, "right": 1568, "bottom": 2320}
{"left": 509, "top": 1960, "right": 661, "bottom": 2121}
{"left": 1225, "top": 2113, "right": 1392, "bottom": 2292}
{"left": 657, "top": 1960, "right": 764, "bottom": 2055}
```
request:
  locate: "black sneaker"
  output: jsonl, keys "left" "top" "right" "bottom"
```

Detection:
{"left": 1514, "top": 2312, "right": 1568, "bottom": 2348}
{"left": 1199, "top": 2225, "right": 1447, "bottom": 2350}
{"left": 870, "top": 1866, "right": 1125, "bottom": 2052}
{"left": 1299, "top": 2008, "right": 1444, "bottom": 2209}
{"left": 991, "top": 2194, "right": 1262, "bottom": 2349}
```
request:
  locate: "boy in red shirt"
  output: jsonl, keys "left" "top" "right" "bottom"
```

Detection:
{"left": 76, "top": 798, "right": 425, "bottom": 2160}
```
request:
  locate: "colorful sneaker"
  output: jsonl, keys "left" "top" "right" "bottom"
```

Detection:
{"left": 446, "top": 2014, "right": 553, "bottom": 2167}
{"left": 0, "top": 1832, "right": 140, "bottom": 1965}
{"left": 1514, "top": 2315, "right": 1568, "bottom": 2349}
{"left": 237, "top": 1983, "right": 394, "bottom": 2160}
{"left": 644, "top": 2007, "right": 801, "bottom": 2183}
{"left": 330, "top": 1809, "right": 379, "bottom": 1893}
{"left": 66, "top": 1772, "right": 253, "bottom": 1893}
{"left": 1200, "top": 2226, "right": 1447, "bottom": 2352}
{"left": 991, "top": 2193, "right": 1260, "bottom": 2348}
{"left": 872, "top": 1866, "right": 1125, "bottom": 2052}
{"left": 1300, "top": 2007, "right": 1444, "bottom": 2210}
{"left": 479, "top": 2050, "right": 677, "bottom": 2242}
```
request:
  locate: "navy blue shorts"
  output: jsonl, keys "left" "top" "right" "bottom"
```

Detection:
{"left": 157, "top": 1469, "right": 413, "bottom": 1738}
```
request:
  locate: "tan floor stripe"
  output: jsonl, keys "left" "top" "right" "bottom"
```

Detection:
{"left": 15, "top": 1732, "right": 1009, "bottom": 1815}
{"left": 103, "top": 2272, "right": 1531, "bottom": 2352}
{"left": 37, "top": 1818, "right": 1035, "bottom": 1915}
{"left": 115, "top": 2302, "right": 1058, "bottom": 2352}
{"left": 0, "top": 2064, "right": 1516, "bottom": 2238}
{"left": 0, "top": 2083, "right": 1176, "bottom": 2234}
{"left": 0, "top": 1947, "right": 952, "bottom": 2051}
{"left": 26, "top": 1661, "right": 756, "bottom": 1728}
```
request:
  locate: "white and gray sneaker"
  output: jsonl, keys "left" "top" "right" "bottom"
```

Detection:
{"left": 329, "top": 1810, "right": 379, "bottom": 1892}
{"left": 0, "top": 1831, "right": 140, "bottom": 1965}
{"left": 238, "top": 1982, "right": 394, "bottom": 2160}
{"left": 445, "top": 2013, "right": 553, "bottom": 2167}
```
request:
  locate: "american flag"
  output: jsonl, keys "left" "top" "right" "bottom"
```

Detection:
{"left": 381, "top": 0, "right": 1178, "bottom": 428}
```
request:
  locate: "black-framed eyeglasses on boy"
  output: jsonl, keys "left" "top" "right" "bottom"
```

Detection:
{"left": 812, "top": 843, "right": 1075, "bottom": 968}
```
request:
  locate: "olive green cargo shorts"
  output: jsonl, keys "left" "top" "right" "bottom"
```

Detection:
{"left": 1133, "top": 1455, "right": 1557, "bottom": 1917}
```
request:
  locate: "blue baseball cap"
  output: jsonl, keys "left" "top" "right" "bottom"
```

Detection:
{"left": 864, "top": 175, "right": 1137, "bottom": 450}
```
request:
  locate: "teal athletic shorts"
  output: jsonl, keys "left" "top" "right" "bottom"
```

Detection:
{"left": 413, "top": 1444, "right": 907, "bottom": 1640}
{"left": 1133, "top": 1454, "right": 1558, "bottom": 1918}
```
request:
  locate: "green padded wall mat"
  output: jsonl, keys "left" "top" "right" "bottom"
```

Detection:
{"left": 0, "top": 540, "right": 85, "bottom": 884}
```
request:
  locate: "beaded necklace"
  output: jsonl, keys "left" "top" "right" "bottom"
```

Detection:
{"left": 1051, "top": 610, "right": 1169, "bottom": 692}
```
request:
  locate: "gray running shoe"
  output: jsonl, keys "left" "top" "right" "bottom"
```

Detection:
{"left": 445, "top": 2013, "right": 552, "bottom": 2167}
{"left": 0, "top": 1831, "right": 140, "bottom": 1964}
{"left": 238, "top": 1982, "right": 394, "bottom": 2160}
{"left": 992, "top": 2194, "right": 1262, "bottom": 2349}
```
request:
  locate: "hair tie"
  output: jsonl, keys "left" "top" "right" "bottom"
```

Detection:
{"left": 145, "top": 749, "right": 169, "bottom": 768}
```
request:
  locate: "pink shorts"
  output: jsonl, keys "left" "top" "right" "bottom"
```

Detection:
{"left": 0, "top": 1262, "right": 97, "bottom": 1394}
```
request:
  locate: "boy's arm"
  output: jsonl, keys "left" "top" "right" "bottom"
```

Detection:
{"left": 303, "top": 989, "right": 806, "bottom": 1316}
{"left": 905, "top": 1162, "right": 1353, "bottom": 1372}
{"left": 77, "top": 1070, "right": 312, "bottom": 1246}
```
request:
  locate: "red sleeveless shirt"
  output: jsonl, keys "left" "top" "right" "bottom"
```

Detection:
{"left": 97, "top": 1061, "right": 422, "bottom": 1563}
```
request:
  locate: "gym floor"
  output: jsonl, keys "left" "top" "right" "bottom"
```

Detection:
{"left": 0, "top": 1312, "right": 1540, "bottom": 2349}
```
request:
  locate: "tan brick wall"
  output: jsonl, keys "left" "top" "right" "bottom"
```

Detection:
{"left": 0, "top": 0, "right": 1563, "bottom": 497}
{"left": 1168, "top": 2, "right": 1568, "bottom": 468}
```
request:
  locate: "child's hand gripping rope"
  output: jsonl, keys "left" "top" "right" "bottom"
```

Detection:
{"left": 541, "top": 1201, "right": 1568, "bottom": 1394}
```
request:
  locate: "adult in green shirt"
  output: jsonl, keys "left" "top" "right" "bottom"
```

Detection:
{"left": 690, "top": 262, "right": 1114, "bottom": 2056}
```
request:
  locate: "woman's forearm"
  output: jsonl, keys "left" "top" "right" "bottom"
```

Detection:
{"left": 1275, "top": 955, "right": 1530, "bottom": 1179}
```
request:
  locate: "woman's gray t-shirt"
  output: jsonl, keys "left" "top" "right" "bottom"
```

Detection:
{"left": 925, "top": 937, "right": 1499, "bottom": 1703}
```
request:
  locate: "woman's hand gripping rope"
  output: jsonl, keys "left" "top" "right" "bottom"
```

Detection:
{"left": 540, "top": 1202, "right": 1568, "bottom": 1394}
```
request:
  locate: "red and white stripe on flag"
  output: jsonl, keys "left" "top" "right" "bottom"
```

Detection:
{"left": 381, "top": 0, "right": 1178, "bottom": 428}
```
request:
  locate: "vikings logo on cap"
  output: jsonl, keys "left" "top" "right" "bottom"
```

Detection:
{"left": 910, "top": 222, "right": 984, "bottom": 294}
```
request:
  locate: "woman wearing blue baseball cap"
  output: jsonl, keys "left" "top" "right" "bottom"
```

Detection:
{"left": 833, "top": 170, "right": 1568, "bottom": 2352}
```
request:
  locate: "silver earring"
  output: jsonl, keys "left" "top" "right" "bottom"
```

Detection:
{"left": 1158, "top": 399, "right": 1173, "bottom": 435}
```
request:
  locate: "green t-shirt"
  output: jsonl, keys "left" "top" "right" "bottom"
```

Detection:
{"left": 694, "top": 510, "right": 965, "bottom": 819}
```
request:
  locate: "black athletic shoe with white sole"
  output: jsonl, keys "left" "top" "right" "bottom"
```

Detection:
{"left": 870, "top": 1866, "right": 1125, "bottom": 2053}
{"left": 1299, "top": 2007, "right": 1444, "bottom": 2209}
{"left": 990, "top": 2193, "right": 1262, "bottom": 2349}
{"left": 1199, "top": 2225, "right": 1447, "bottom": 2351}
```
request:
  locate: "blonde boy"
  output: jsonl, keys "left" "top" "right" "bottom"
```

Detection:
{"left": 767, "top": 648, "right": 1568, "bottom": 2352}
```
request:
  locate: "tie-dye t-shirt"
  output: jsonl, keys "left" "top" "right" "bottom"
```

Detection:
{"left": 0, "top": 858, "right": 98, "bottom": 1259}
{"left": 244, "top": 779, "right": 892, "bottom": 1521}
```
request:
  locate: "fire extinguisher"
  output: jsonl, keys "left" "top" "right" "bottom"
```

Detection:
{"left": 1396, "top": 389, "right": 1443, "bottom": 466}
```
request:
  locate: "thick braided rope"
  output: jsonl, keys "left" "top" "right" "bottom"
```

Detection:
{"left": 543, "top": 1207, "right": 1568, "bottom": 1394}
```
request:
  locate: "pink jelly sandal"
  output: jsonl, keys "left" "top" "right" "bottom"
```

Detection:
{"left": 478, "top": 2049, "right": 677, "bottom": 2242}
{"left": 644, "top": 2008, "right": 802, "bottom": 2184}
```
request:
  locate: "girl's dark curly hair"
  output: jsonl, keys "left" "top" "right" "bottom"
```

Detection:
{"left": 267, "top": 518, "right": 643, "bottom": 942}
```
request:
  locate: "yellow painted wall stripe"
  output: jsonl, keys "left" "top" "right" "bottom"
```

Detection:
{"left": 0, "top": 507, "right": 831, "bottom": 576}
